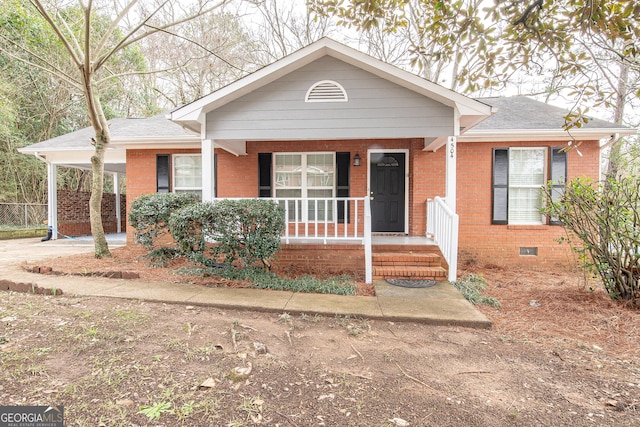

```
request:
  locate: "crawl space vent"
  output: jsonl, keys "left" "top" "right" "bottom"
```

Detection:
{"left": 519, "top": 247, "right": 538, "bottom": 256}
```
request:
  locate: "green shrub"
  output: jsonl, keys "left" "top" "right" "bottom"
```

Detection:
{"left": 169, "top": 199, "right": 285, "bottom": 270}
{"left": 129, "top": 193, "right": 200, "bottom": 249}
{"left": 128, "top": 193, "right": 200, "bottom": 248}
{"left": 542, "top": 175, "right": 640, "bottom": 303}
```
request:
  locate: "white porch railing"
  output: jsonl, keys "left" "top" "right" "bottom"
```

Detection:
{"left": 427, "top": 197, "right": 459, "bottom": 282}
{"left": 267, "top": 197, "right": 373, "bottom": 284}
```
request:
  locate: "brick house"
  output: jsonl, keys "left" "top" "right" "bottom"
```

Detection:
{"left": 20, "top": 38, "right": 635, "bottom": 283}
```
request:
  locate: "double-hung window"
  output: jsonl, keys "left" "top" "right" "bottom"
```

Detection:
{"left": 492, "top": 147, "right": 567, "bottom": 225}
{"left": 274, "top": 152, "right": 335, "bottom": 221}
{"left": 157, "top": 154, "right": 202, "bottom": 197}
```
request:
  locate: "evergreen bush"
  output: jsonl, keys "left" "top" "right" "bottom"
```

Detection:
{"left": 169, "top": 199, "right": 285, "bottom": 270}
{"left": 128, "top": 193, "right": 200, "bottom": 248}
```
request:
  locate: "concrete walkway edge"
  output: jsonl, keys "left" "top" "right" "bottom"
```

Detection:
{"left": 0, "top": 239, "right": 492, "bottom": 329}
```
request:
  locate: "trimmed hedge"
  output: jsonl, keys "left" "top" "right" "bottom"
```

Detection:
{"left": 169, "top": 199, "right": 285, "bottom": 270}
{"left": 128, "top": 193, "right": 200, "bottom": 248}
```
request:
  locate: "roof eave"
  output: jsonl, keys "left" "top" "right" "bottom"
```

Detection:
{"left": 458, "top": 128, "right": 636, "bottom": 143}
{"left": 109, "top": 136, "right": 201, "bottom": 149}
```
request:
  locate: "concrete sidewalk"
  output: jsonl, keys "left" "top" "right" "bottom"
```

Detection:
{"left": 0, "top": 237, "right": 491, "bottom": 329}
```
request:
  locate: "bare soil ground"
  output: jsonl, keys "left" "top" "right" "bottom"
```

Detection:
{"left": 1, "top": 247, "right": 639, "bottom": 426}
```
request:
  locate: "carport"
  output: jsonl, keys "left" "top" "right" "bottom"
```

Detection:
{"left": 18, "top": 114, "right": 198, "bottom": 239}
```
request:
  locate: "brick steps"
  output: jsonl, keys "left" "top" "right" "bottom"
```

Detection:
{"left": 372, "top": 249, "right": 448, "bottom": 281}
{"left": 373, "top": 252, "right": 441, "bottom": 267}
{"left": 373, "top": 266, "right": 447, "bottom": 280}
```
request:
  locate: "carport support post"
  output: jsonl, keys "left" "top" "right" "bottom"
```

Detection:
{"left": 47, "top": 162, "right": 58, "bottom": 240}
{"left": 113, "top": 173, "right": 121, "bottom": 233}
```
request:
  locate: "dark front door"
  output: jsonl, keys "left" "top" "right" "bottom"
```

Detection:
{"left": 370, "top": 152, "right": 406, "bottom": 232}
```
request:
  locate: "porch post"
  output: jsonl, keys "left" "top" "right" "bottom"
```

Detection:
{"left": 113, "top": 173, "right": 121, "bottom": 233}
{"left": 202, "top": 139, "right": 215, "bottom": 201}
{"left": 445, "top": 136, "right": 457, "bottom": 212}
{"left": 47, "top": 162, "right": 58, "bottom": 240}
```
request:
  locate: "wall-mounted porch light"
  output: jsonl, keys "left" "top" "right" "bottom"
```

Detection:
{"left": 353, "top": 153, "right": 361, "bottom": 166}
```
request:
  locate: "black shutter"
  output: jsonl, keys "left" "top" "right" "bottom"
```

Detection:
{"left": 336, "top": 152, "right": 350, "bottom": 223}
{"left": 156, "top": 154, "right": 170, "bottom": 193}
{"left": 549, "top": 147, "right": 568, "bottom": 225}
{"left": 258, "top": 153, "right": 272, "bottom": 197}
{"left": 492, "top": 148, "right": 508, "bottom": 224}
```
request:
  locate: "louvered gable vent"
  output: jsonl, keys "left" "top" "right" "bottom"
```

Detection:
{"left": 305, "top": 80, "right": 348, "bottom": 102}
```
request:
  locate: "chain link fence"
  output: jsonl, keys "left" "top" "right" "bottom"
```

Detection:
{"left": 0, "top": 203, "right": 47, "bottom": 228}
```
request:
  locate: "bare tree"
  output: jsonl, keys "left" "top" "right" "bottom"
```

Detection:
{"left": 6, "top": 0, "right": 227, "bottom": 257}
{"left": 248, "top": 0, "right": 335, "bottom": 63}
{"left": 142, "top": 9, "right": 257, "bottom": 107}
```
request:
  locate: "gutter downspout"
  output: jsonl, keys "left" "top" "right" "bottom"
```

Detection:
{"left": 600, "top": 133, "right": 621, "bottom": 150}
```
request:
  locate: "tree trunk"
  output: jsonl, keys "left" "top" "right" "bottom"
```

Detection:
{"left": 81, "top": 68, "right": 111, "bottom": 258}
{"left": 604, "top": 61, "right": 629, "bottom": 180}
{"left": 90, "top": 134, "right": 111, "bottom": 258}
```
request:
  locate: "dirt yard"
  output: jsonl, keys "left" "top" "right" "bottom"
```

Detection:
{"left": 1, "top": 247, "right": 639, "bottom": 426}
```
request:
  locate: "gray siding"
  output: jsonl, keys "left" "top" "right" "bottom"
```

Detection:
{"left": 206, "top": 56, "right": 454, "bottom": 140}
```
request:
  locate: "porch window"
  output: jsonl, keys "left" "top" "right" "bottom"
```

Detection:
{"left": 274, "top": 152, "right": 335, "bottom": 221}
{"left": 173, "top": 154, "right": 202, "bottom": 197}
{"left": 492, "top": 147, "right": 567, "bottom": 225}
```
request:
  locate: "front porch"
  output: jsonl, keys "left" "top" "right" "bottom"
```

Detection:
{"left": 267, "top": 195, "right": 458, "bottom": 284}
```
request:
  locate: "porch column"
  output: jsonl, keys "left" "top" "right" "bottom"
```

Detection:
{"left": 202, "top": 139, "right": 216, "bottom": 201}
{"left": 113, "top": 173, "right": 121, "bottom": 233}
{"left": 47, "top": 162, "right": 58, "bottom": 240}
{"left": 445, "top": 136, "right": 457, "bottom": 212}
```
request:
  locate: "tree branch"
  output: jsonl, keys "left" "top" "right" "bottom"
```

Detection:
{"left": 143, "top": 24, "right": 244, "bottom": 72}
{"left": 93, "top": 0, "right": 140, "bottom": 59}
{"left": 512, "top": 0, "right": 543, "bottom": 26}
{"left": 94, "top": 0, "right": 228, "bottom": 71}
{"left": 0, "top": 42, "right": 81, "bottom": 89}
{"left": 95, "top": 64, "right": 189, "bottom": 85}
{"left": 29, "top": 0, "right": 83, "bottom": 67}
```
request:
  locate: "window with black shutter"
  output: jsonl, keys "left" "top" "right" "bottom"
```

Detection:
{"left": 492, "top": 148, "right": 509, "bottom": 224}
{"left": 492, "top": 147, "right": 568, "bottom": 225}
{"left": 156, "top": 154, "right": 170, "bottom": 193}
{"left": 549, "top": 148, "right": 567, "bottom": 225}
{"left": 258, "top": 153, "right": 272, "bottom": 197}
{"left": 336, "top": 152, "right": 350, "bottom": 223}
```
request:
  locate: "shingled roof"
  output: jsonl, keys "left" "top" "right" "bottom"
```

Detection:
{"left": 20, "top": 113, "right": 196, "bottom": 152}
{"left": 474, "top": 96, "right": 624, "bottom": 130}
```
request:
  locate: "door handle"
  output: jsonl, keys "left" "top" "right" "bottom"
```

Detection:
{"left": 370, "top": 196, "right": 374, "bottom": 201}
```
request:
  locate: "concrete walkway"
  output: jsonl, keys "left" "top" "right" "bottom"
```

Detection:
{"left": 0, "top": 237, "right": 491, "bottom": 329}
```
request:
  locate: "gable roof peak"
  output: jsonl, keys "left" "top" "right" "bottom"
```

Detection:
{"left": 170, "top": 37, "right": 493, "bottom": 133}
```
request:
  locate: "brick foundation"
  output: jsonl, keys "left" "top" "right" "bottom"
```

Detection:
{"left": 272, "top": 244, "right": 365, "bottom": 279}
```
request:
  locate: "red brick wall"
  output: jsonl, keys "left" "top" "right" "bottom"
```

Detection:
{"left": 124, "top": 139, "right": 601, "bottom": 268}
{"left": 125, "top": 140, "right": 442, "bottom": 241}
{"left": 456, "top": 140, "right": 600, "bottom": 268}
{"left": 125, "top": 148, "right": 200, "bottom": 240}
{"left": 57, "top": 190, "right": 126, "bottom": 237}
{"left": 272, "top": 243, "right": 365, "bottom": 279}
